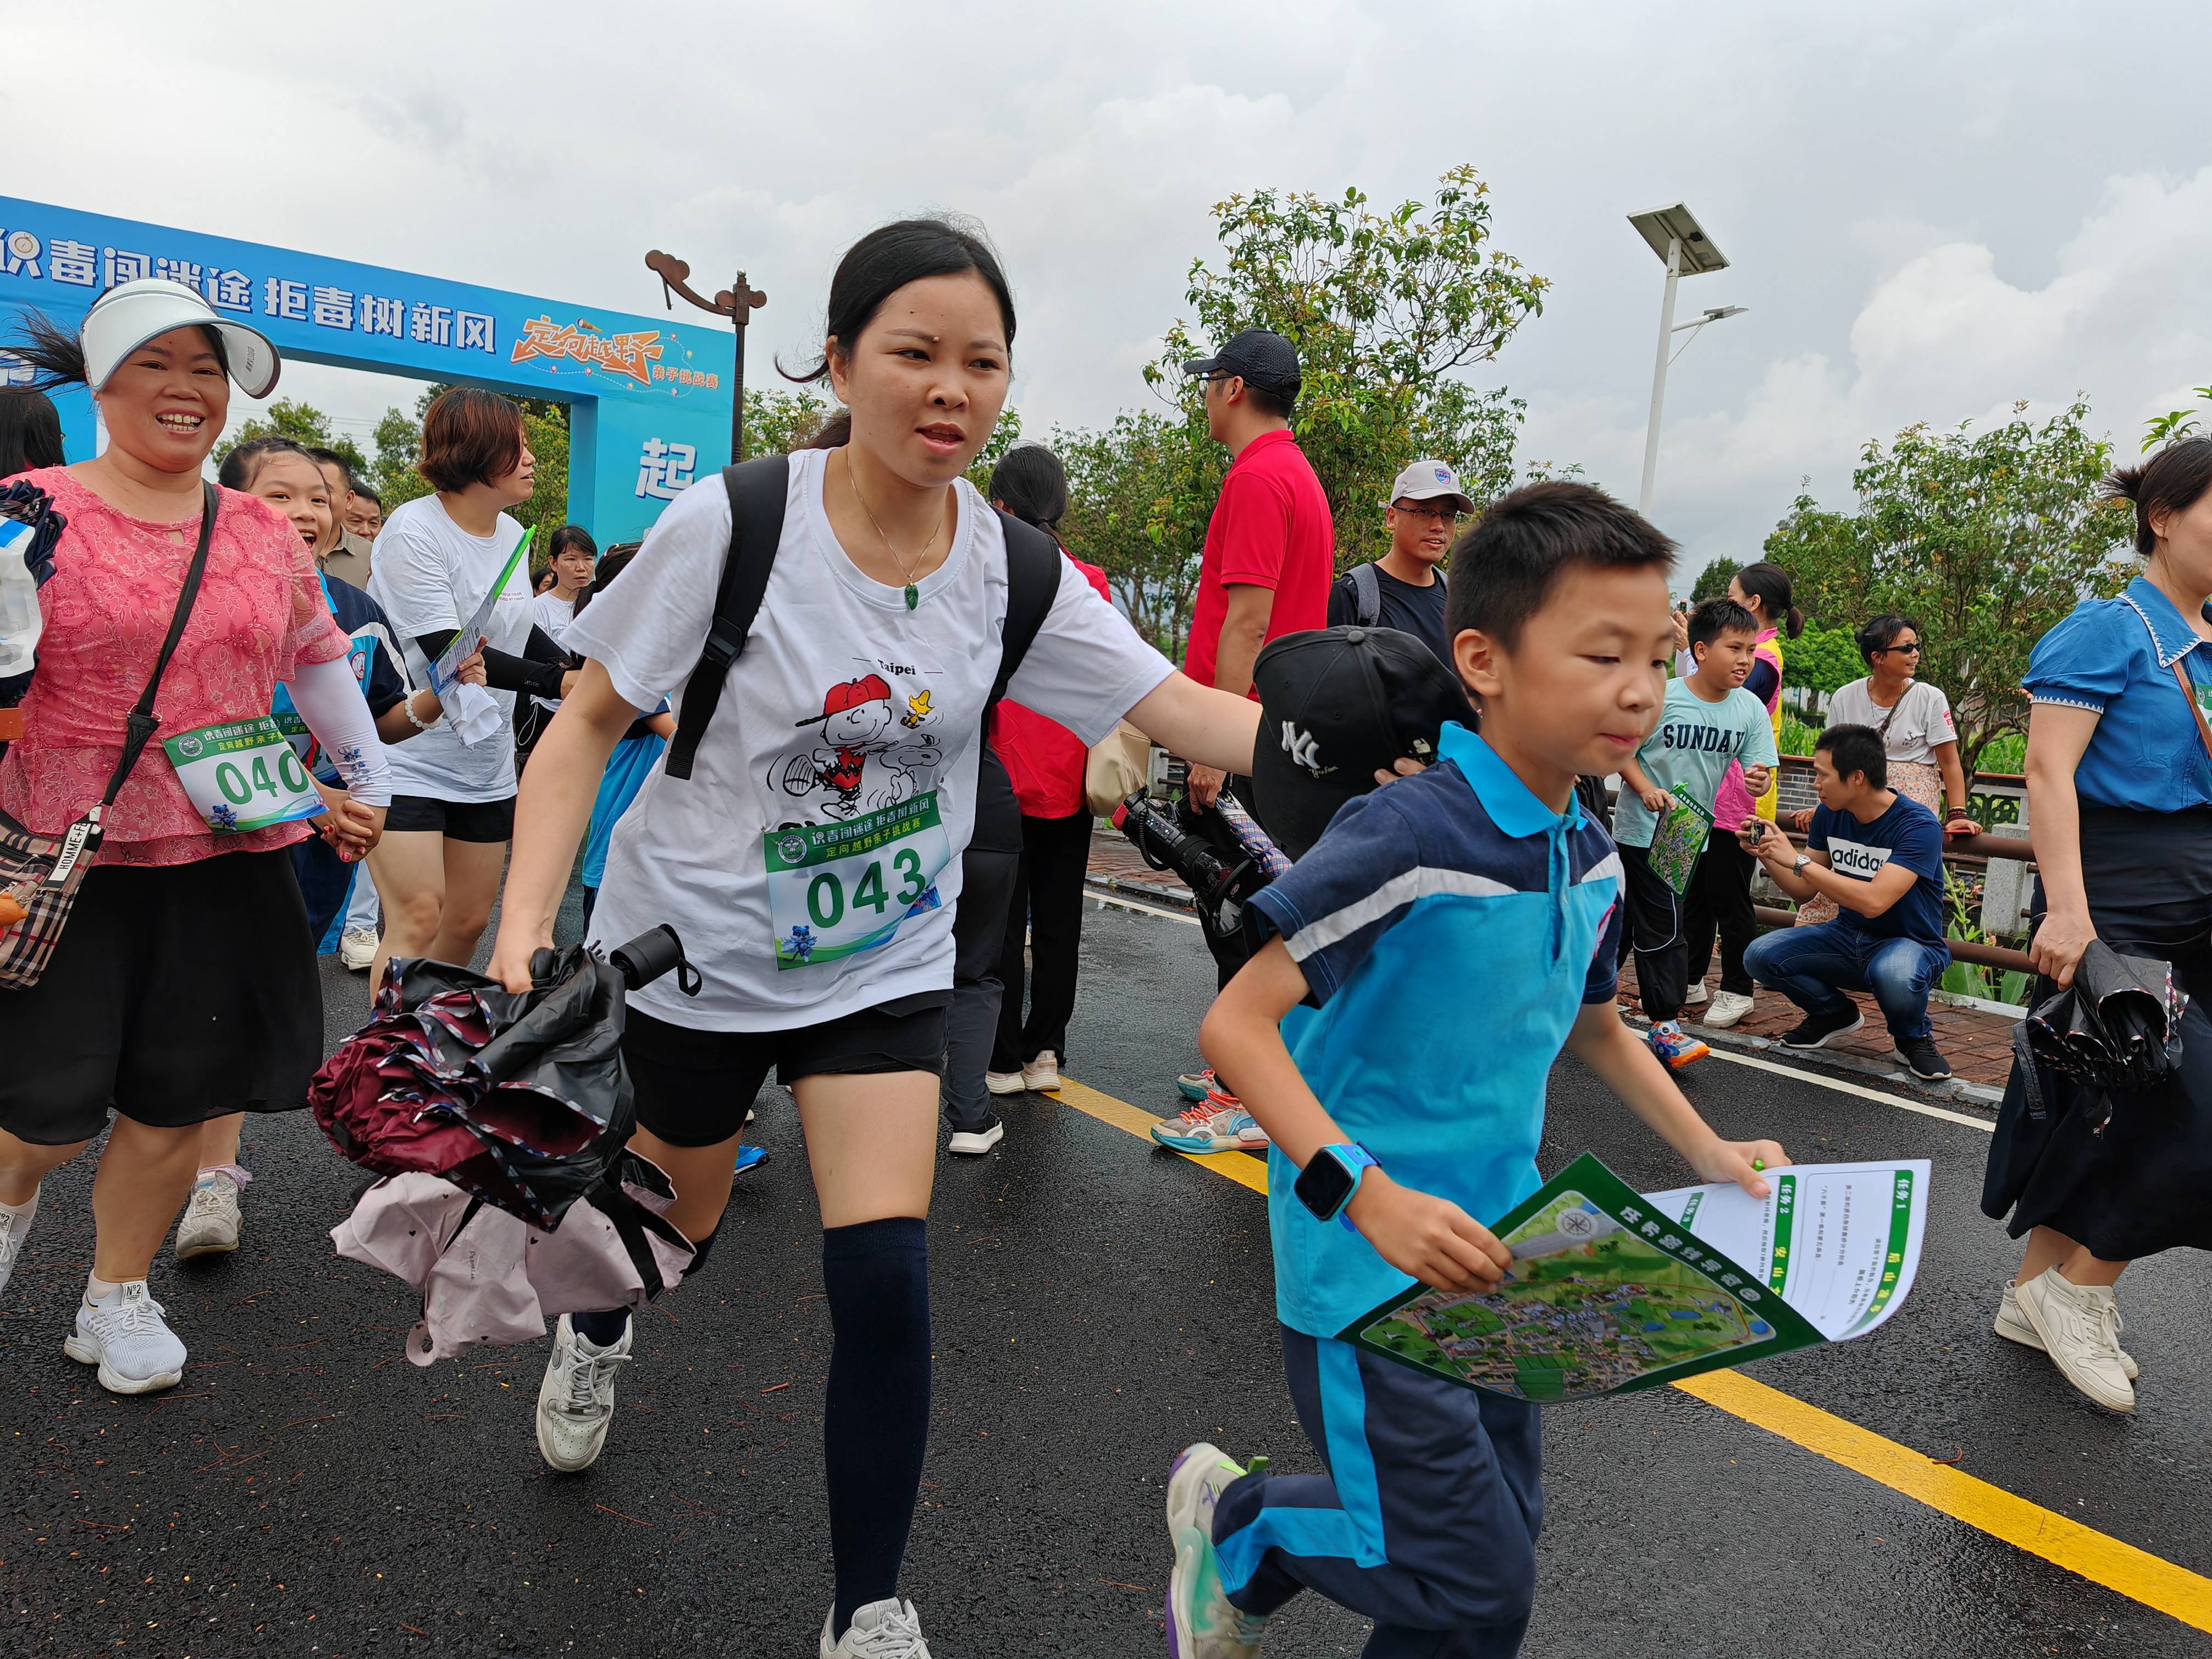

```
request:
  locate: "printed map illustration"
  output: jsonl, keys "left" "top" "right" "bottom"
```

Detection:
{"left": 1355, "top": 1189, "right": 1775, "bottom": 1403}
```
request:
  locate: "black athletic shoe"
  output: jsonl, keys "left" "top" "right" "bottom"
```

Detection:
{"left": 1778, "top": 1006, "right": 1865, "bottom": 1049}
{"left": 1895, "top": 1035, "right": 1953, "bottom": 1080}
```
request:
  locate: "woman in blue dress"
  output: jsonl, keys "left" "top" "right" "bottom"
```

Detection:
{"left": 1983, "top": 437, "right": 2212, "bottom": 1414}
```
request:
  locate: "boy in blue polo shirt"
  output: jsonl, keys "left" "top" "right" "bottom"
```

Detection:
{"left": 1167, "top": 482, "right": 1788, "bottom": 1659}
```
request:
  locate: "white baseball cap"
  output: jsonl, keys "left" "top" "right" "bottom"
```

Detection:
{"left": 81, "top": 279, "right": 281, "bottom": 399}
{"left": 1385, "top": 458, "right": 1474, "bottom": 515}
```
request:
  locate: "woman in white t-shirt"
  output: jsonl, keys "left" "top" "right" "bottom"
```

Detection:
{"left": 366, "top": 390, "right": 580, "bottom": 986}
{"left": 486, "top": 220, "right": 1259, "bottom": 1657}
{"left": 516, "top": 524, "right": 597, "bottom": 771}
{"left": 1787, "top": 613, "right": 1983, "bottom": 838}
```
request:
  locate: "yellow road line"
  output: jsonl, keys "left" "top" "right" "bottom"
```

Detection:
{"left": 1059, "top": 1073, "right": 2212, "bottom": 1635}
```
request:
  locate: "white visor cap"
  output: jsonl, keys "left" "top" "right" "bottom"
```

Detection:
{"left": 81, "top": 278, "right": 281, "bottom": 399}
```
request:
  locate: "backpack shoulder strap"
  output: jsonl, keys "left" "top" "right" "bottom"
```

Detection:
{"left": 1350, "top": 560, "right": 1382, "bottom": 629}
{"left": 664, "top": 456, "right": 790, "bottom": 781}
{"left": 988, "top": 511, "right": 1063, "bottom": 713}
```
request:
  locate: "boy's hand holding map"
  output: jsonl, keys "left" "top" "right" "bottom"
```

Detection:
{"left": 1345, "top": 1171, "right": 1514, "bottom": 1293}
{"left": 1341, "top": 1153, "right": 1932, "bottom": 1404}
{"left": 1637, "top": 781, "right": 1672, "bottom": 813}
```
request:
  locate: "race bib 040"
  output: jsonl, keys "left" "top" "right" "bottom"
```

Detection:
{"left": 162, "top": 715, "right": 325, "bottom": 834}
{"left": 764, "top": 791, "right": 951, "bottom": 969}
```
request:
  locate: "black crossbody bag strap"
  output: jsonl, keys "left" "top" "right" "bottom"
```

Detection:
{"left": 986, "top": 511, "right": 1064, "bottom": 717}
{"left": 101, "top": 479, "right": 221, "bottom": 806}
{"left": 664, "top": 457, "right": 790, "bottom": 781}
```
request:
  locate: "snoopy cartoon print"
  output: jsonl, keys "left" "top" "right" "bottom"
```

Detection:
{"left": 776, "top": 672, "right": 944, "bottom": 820}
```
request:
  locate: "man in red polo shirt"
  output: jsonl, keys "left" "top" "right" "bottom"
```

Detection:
{"left": 1160, "top": 329, "right": 1334, "bottom": 1133}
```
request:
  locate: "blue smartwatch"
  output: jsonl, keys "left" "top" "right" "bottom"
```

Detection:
{"left": 1294, "top": 1143, "right": 1379, "bottom": 1230}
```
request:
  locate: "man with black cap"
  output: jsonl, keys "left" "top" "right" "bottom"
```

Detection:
{"left": 1327, "top": 458, "right": 1472, "bottom": 669}
{"left": 1161, "top": 328, "right": 1336, "bottom": 1108}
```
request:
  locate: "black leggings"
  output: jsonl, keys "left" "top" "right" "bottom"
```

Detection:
{"left": 1682, "top": 831, "right": 1758, "bottom": 996}
{"left": 991, "top": 809, "right": 1094, "bottom": 1069}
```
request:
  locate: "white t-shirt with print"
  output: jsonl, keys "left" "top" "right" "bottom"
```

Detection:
{"left": 565, "top": 447, "right": 1175, "bottom": 1031}
{"left": 368, "top": 496, "right": 534, "bottom": 802}
{"left": 1826, "top": 678, "right": 1956, "bottom": 765}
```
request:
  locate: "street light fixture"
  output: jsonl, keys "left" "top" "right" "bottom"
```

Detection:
{"left": 1627, "top": 204, "right": 1743, "bottom": 515}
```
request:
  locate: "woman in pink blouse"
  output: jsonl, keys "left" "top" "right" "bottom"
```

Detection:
{"left": 0, "top": 281, "right": 393, "bottom": 1396}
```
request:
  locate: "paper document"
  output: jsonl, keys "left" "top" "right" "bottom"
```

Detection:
{"left": 1339, "top": 1153, "right": 1928, "bottom": 1404}
{"left": 428, "top": 526, "right": 534, "bottom": 699}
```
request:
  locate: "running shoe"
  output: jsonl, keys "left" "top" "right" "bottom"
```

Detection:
{"left": 1647, "top": 1021, "right": 1709, "bottom": 1070}
{"left": 0, "top": 1188, "right": 36, "bottom": 1296}
{"left": 1167, "top": 1525, "right": 1268, "bottom": 1659}
{"left": 1996, "top": 1278, "right": 2136, "bottom": 1379}
{"left": 1777, "top": 1006, "right": 1865, "bottom": 1049}
{"left": 735, "top": 1144, "right": 770, "bottom": 1176}
{"left": 1151, "top": 1093, "right": 1268, "bottom": 1153}
{"left": 1894, "top": 1035, "right": 1954, "bottom": 1080}
{"left": 338, "top": 926, "right": 379, "bottom": 971}
{"left": 174, "top": 1167, "right": 246, "bottom": 1261}
{"left": 535, "top": 1312, "right": 633, "bottom": 1471}
{"left": 65, "top": 1282, "right": 186, "bottom": 1395}
{"left": 1022, "top": 1049, "right": 1063, "bottom": 1093}
{"left": 984, "top": 1069, "right": 1026, "bottom": 1096}
{"left": 1175, "top": 1065, "right": 1218, "bottom": 1103}
{"left": 2014, "top": 1267, "right": 2134, "bottom": 1413}
{"left": 1166, "top": 1442, "right": 1264, "bottom": 1541}
{"left": 1703, "top": 990, "right": 1756, "bottom": 1030}
{"left": 819, "top": 1596, "right": 932, "bottom": 1657}
{"left": 1683, "top": 979, "right": 1709, "bottom": 1007}
{"left": 946, "top": 1116, "right": 1005, "bottom": 1156}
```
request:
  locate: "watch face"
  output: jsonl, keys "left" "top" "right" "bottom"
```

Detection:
{"left": 1294, "top": 1149, "right": 1358, "bottom": 1221}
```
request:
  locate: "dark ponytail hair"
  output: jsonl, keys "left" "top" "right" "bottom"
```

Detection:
{"left": 988, "top": 444, "right": 1068, "bottom": 535}
{"left": 1734, "top": 559, "right": 1803, "bottom": 639}
{"left": 548, "top": 524, "right": 598, "bottom": 563}
{"left": 0, "top": 389, "right": 66, "bottom": 475}
{"left": 4, "top": 306, "right": 229, "bottom": 392}
{"left": 1853, "top": 612, "right": 1918, "bottom": 666}
{"left": 2108, "top": 437, "right": 2212, "bottom": 558}
{"left": 798, "top": 409, "right": 853, "bottom": 450}
{"left": 782, "top": 218, "right": 1016, "bottom": 386}
{"left": 572, "top": 544, "right": 641, "bottom": 622}
{"left": 215, "top": 433, "right": 317, "bottom": 492}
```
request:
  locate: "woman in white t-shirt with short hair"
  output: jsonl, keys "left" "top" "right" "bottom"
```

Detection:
{"left": 487, "top": 218, "right": 1259, "bottom": 1658}
{"left": 1788, "top": 613, "right": 1983, "bottom": 838}
{"left": 366, "top": 389, "right": 580, "bottom": 986}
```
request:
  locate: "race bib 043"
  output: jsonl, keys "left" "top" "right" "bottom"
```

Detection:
{"left": 764, "top": 791, "right": 951, "bottom": 969}
{"left": 162, "top": 715, "right": 325, "bottom": 834}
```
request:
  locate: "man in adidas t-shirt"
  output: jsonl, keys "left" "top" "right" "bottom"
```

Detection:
{"left": 1739, "top": 723, "right": 1954, "bottom": 1080}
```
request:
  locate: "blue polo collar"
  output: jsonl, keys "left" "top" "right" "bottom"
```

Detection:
{"left": 1437, "top": 721, "right": 1582, "bottom": 838}
{"left": 2120, "top": 575, "right": 2212, "bottom": 670}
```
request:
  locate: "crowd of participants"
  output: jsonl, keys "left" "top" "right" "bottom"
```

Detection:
{"left": 0, "top": 218, "right": 2204, "bottom": 1659}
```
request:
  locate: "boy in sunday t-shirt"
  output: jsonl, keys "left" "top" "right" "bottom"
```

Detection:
{"left": 1611, "top": 597, "right": 1779, "bottom": 1070}
{"left": 1169, "top": 482, "right": 1788, "bottom": 1659}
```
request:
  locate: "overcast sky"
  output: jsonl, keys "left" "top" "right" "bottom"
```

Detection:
{"left": 13, "top": 1, "right": 2212, "bottom": 582}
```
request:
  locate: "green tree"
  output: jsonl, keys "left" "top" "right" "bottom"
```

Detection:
{"left": 741, "top": 386, "right": 832, "bottom": 459}
{"left": 1763, "top": 399, "right": 2131, "bottom": 768}
{"left": 1782, "top": 623, "right": 1863, "bottom": 700}
{"left": 211, "top": 399, "right": 368, "bottom": 479}
{"left": 2143, "top": 385, "right": 2212, "bottom": 450}
{"left": 1054, "top": 411, "right": 1197, "bottom": 654}
{"left": 1689, "top": 556, "right": 1741, "bottom": 604}
{"left": 1143, "top": 164, "right": 1550, "bottom": 574}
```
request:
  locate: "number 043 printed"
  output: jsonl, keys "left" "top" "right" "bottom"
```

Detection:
{"left": 763, "top": 792, "right": 952, "bottom": 969}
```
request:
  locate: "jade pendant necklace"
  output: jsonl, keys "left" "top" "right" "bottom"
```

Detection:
{"left": 843, "top": 452, "right": 945, "bottom": 611}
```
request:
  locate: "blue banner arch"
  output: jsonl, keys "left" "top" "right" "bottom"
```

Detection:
{"left": 0, "top": 196, "right": 733, "bottom": 544}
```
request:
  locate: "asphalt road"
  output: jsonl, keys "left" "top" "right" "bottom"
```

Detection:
{"left": 3, "top": 896, "right": 2208, "bottom": 1657}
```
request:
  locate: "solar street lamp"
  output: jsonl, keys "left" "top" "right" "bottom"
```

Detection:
{"left": 1627, "top": 204, "right": 1742, "bottom": 516}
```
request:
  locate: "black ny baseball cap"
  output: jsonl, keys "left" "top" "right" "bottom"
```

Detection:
{"left": 1182, "top": 329, "right": 1301, "bottom": 398}
{"left": 1250, "top": 627, "right": 1479, "bottom": 860}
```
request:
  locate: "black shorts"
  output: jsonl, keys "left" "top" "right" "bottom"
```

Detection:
{"left": 0, "top": 848, "right": 321, "bottom": 1145}
{"left": 384, "top": 793, "right": 516, "bottom": 842}
{"left": 623, "top": 995, "right": 950, "bottom": 1148}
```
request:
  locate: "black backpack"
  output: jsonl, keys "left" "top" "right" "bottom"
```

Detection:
{"left": 664, "top": 455, "right": 1063, "bottom": 781}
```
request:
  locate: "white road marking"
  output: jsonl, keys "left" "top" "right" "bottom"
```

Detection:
{"left": 1701, "top": 1047, "right": 1995, "bottom": 1131}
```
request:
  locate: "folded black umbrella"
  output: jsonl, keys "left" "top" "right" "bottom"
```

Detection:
{"left": 2015, "top": 940, "right": 2188, "bottom": 1132}
{"left": 311, "top": 925, "right": 701, "bottom": 1230}
{"left": 0, "top": 481, "right": 67, "bottom": 709}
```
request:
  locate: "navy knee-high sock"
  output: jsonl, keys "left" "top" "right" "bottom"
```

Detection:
{"left": 823, "top": 1215, "right": 930, "bottom": 1638}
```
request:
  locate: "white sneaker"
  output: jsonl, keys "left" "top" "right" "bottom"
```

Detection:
{"left": 174, "top": 1169, "right": 245, "bottom": 1260}
{"left": 946, "top": 1117, "right": 1005, "bottom": 1156}
{"left": 535, "top": 1313, "right": 633, "bottom": 1471}
{"left": 338, "top": 926, "right": 379, "bottom": 971}
{"left": 1022, "top": 1049, "right": 1063, "bottom": 1092}
{"left": 820, "top": 1596, "right": 931, "bottom": 1657}
{"left": 2014, "top": 1267, "right": 2134, "bottom": 1412}
{"left": 1684, "top": 980, "right": 1709, "bottom": 1007}
{"left": 0, "top": 1189, "right": 37, "bottom": 1295}
{"left": 1167, "top": 1441, "right": 1254, "bottom": 1539}
{"left": 984, "top": 1069, "right": 1026, "bottom": 1096}
{"left": 1703, "top": 990, "right": 1756, "bottom": 1030}
{"left": 64, "top": 1282, "right": 187, "bottom": 1394}
{"left": 1997, "top": 1277, "right": 2136, "bottom": 1379}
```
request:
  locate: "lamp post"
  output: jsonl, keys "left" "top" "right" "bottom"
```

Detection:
{"left": 1626, "top": 204, "right": 1741, "bottom": 517}
{"left": 644, "top": 251, "right": 767, "bottom": 466}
